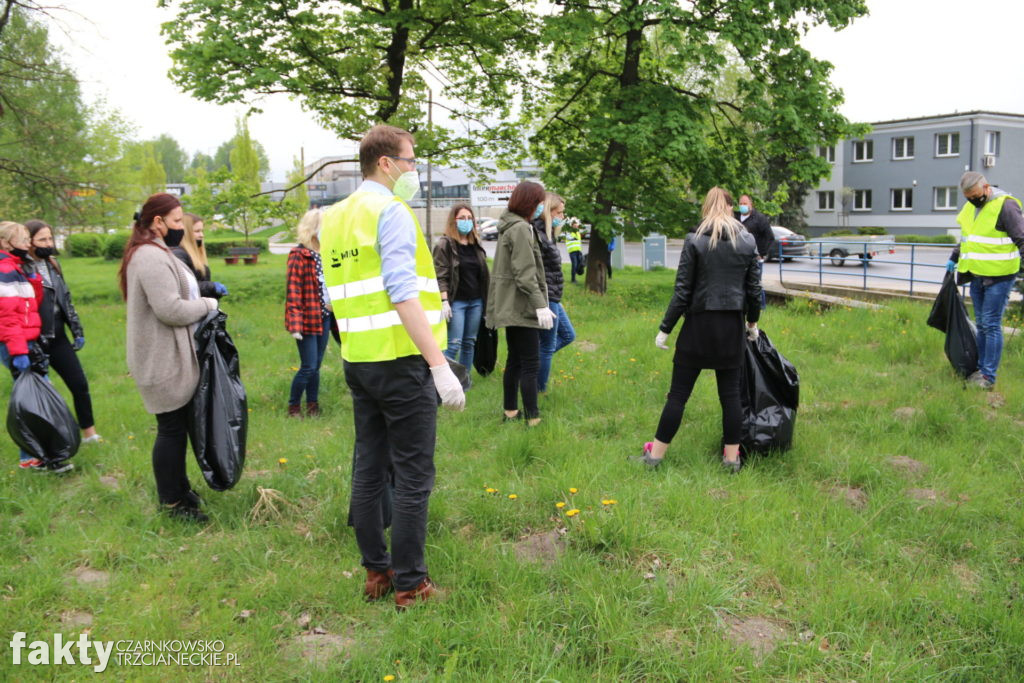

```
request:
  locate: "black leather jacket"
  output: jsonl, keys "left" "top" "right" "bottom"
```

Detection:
{"left": 659, "top": 229, "right": 762, "bottom": 333}
{"left": 171, "top": 247, "right": 220, "bottom": 298}
{"left": 530, "top": 218, "right": 564, "bottom": 303}
{"left": 32, "top": 258, "right": 84, "bottom": 341}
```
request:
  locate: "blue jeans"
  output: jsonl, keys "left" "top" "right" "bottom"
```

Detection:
{"left": 443, "top": 298, "right": 483, "bottom": 376}
{"left": 969, "top": 277, "right": 1014, "bottom": 382}
{"left": 289, "top": 323, "right": 331, "bottom": 405}
{"left": 1, "top": 343, "right": 48, "bottom": 462}
{"left": 537, "top": 301, "right": 576, "bottom": 392}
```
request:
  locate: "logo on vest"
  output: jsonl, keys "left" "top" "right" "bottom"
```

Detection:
{"left": 329, "top": 248, "right": 359, "bottom": 268}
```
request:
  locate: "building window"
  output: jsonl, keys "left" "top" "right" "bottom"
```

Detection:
{"left": 853, "top": 189, "right": 872, "bottom": 211}
{"left": 852, "top": 139, "right": 873, "bottom": 162}
{"left": 935, "top": 132, "right": 960, "bottom": 157}
{"left": 891, "top": 188, "right": 913, "bottom": 211}
{"left": 985, "top": 131, "right": 1001, "bottom": 156}
{"left": 892, "top": 136, "right": 914, "bottom": 160}
{"left": 816, "top": 191, "right": 835, "bottom": 211}
{"left": 934, "top": 186, "right": 958, "bottom": 210}
{"left": 818, "top": 145, "right": 835, "bottom": 163}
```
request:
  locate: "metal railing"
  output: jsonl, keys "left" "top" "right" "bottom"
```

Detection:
{"left": 775, "top": 240, "right": 955, "bottom": 295}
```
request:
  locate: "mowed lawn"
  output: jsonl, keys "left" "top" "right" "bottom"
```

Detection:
{"left": 1, "top": 254, "right": 1022, "bottom": 681}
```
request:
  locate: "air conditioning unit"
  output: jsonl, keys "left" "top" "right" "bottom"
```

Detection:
{"left": 983, "top": 154, "right": 996, "bottom": 168}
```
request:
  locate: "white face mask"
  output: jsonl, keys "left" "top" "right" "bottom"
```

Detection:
{"left": 387, "top": 158, "right": 420, "bottom": 202}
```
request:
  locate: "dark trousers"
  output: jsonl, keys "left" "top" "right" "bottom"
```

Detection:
{"left": 153, "top": 404, "right": 192, "bottom": 504}
{"left": 655, "top": 364, "right": 742, "bottom": 445}
{"left": 503, "top": 326, "right": 540, "bottom": 419}
{"left": 569, "top": 251, "right": 584, "bottom": 282}
{"left": 344, "top": 355, "right": 437, "bottom": 591}
{"left": 289, "top": 322, "right": 331, "bottom": 405}
{"left": 47, "top": 328, "right": 94, "bottom": 429}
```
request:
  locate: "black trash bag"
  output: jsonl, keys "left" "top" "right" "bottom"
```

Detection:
{"left": 188, "top": 310, "right": 247, "bottom": 490}
{"left": 473, "top": 314, "right": 499, "bottom": 377}
{"left": 927, "top": 272, "right": 978, "bottom": 378}
{"left": 739, "top": 330, "right": 799, "bottom": 454}
{"left": 6, "top": 370, "right": 80, "bottom": 465}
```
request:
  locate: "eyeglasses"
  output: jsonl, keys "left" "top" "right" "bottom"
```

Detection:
{"left": 387, "top": 155, "right": 419, "bottom": 166}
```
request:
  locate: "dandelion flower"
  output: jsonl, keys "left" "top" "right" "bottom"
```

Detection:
{"left": 566, "top": 509, "right": 580, "bottom": 517}
{"left": 601, "top": 499, "right": 618, "bottom": 506}
{"left": 508, "top": 494, "right": 518, "bottom": 500}
{"left": 555, "top": 502, "right": 566, "bottom": 509}
{"left": 384, "top": 676, "right": 396, "bottom": 682}
{"left": 485, "top": 487, "right": 498, "bottom": 494}
{"left": 569, "top": 488, "right": 578, "bottom": 494}
{"left": 278, "top": 458, "right": 288, "bottom": 464}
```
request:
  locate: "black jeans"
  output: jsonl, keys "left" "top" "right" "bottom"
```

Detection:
{"left": 153, "top": 404, "right": 192, "bottom": 505}
{"left": 344, "top": 355, "right": 437, "bottom": 591}
{"left": 503, "top": 326, "right": 540, "bottom": 419}
{"left": 46, "top": 329, "right": 94, "bottom": 429}
{"left": 655, "top": 364, "right": 742, "bottom": 445}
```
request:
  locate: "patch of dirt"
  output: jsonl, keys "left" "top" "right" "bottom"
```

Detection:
{"left": 68, "top": 567, "right": 110, "bottom": 588}
{"left": 721, "top": 615, "right": 788, "bottom": 663}
{"left": 888, "top": 456, "right": 929, "bottom": 477}
{"left": 893, "top": 407, "right": 920, "bottom": 420}
{"left": 292, "top": 632, "right": 355, "bottom": 666}
{"left": 987, "top": 392, "right": 1006, "bottom": 408}
{"left": 577, "top": 341, "right": 598, "bottom": 352}
{"left": 708, "top": 488, "right": 730, "bottom": 500}
{"left": 906, "top": 488, "right": 947, "bottom": 504}
{"left": 98, "top": 475, "right": 121, "bottom": 490}
{"left": 60, "top": 610, "right": 93, "bottom": 628}
{"left": 827, "top": 484, "right": 868, "bottom": 510}
{"left": 951, "top": 563, "right": 980, "bottom": 594}
{"left": 513, "top": 529, "right": 565, "bottom": 567}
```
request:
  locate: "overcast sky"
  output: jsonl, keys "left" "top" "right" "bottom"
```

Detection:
{"left": 45, "top": 0, "right": 1024, "bottom": 181}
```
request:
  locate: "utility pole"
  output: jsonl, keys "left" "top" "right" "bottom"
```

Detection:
{"left": 426, "top": 87, "right": 433, "bottom": 245}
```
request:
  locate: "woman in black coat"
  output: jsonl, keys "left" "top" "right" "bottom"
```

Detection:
{"left": 636, "top": 187, "right": 762, "bottom": 473}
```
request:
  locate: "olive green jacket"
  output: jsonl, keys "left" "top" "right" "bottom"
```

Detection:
{"left": 486, "top": 210, "right": 548, "bottom": 329}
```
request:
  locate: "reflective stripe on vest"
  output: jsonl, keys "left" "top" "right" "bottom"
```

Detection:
{"left": 565, "top": 231, "right": 582, "bottom": 252}
{"left": 956, "top": 194, "right": 1022, "bottom": 277}
{"left": 319, "top": 190, "right": 446, "bottom": 362}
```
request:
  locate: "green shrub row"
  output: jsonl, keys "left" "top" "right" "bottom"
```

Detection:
{"left": 203, "top": 238, "right": 268, "bottom": 256}
{"left": 857, "top": 226, "right": 888, "bottom": 235}
{"left": 893, "top": 234, "right": 957, "bottom": 244}
{"left": 64, "top": 232, "right": 268, "bottom": 259}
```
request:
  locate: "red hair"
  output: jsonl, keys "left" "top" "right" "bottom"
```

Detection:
{"left": 506, "top": 181, "right": 546, "bottom": 220}
{"left": 118, "top": 193, "right": 181, "bottom": 299}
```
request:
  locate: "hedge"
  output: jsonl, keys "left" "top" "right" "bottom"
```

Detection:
{"left": 103, "top": 233, "right": 127, "bottom": 260}
{"left": 894, "top": 234, "right": 957, "bottom": 244}
{"left": 203, "top": 238, "right": 268, "bottom": 256}
{"left": 857, "top": 226, "right": 887, "bottom": 235}
{"left": 66, "top": 233, "right": 104, "bottom": 257}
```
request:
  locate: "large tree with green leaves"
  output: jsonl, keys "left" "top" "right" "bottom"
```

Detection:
{"left": 529, "top": 0, "right": 867, "bottom": 292}
{"left": 150, "top": 133, "right": 190, "bottom": 183}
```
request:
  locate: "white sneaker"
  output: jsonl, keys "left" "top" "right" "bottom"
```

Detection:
{"left": 82, "top": 434, "right": 103, "bottom": 444}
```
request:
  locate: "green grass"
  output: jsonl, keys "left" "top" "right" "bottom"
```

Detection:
{"left": 2, "top": 259, "right": 1023, "bottom": 680}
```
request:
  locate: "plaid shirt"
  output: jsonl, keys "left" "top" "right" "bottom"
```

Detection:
{"left": 285, "top": 246, "right": 325, "bottom": 335}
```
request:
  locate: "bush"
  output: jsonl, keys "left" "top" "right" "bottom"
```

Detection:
{"left": 858, "top": 226, "right": 888, "bottom": 235}
{"left": 822, "top": 230, "right": 853, "bottom": 237}
{"left": 103, "top": 233, "right": 128, "bottom": 261}
{"left": 203, "top": 238, "right": 269, "bottom": 256}
{"left": 895, "top": 234, "right": 957, "bottom": 244}
{"left": 66, "top": 233, "right": 104, "bottom": 257}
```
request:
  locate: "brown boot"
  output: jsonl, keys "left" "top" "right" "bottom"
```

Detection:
{"left": 306, "top": 401, "right": 321, "bottom": 417}
{"left": 287, "top": 404, "right": 302, "bottom": 418}
{"left": 394, "top": 578, "right": 443, "bottom": 610}
{"left": 364, "top": 568, "right": 394, "bottom": 601}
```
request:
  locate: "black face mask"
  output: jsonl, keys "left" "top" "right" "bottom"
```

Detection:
{"left": 967, "top": 195, "right": 987, "bottom": 209}
{"left": 164, "top": 228, "right": 185, "bottom": 248}
{"left": 9, "top": 247, "right": 29, "bottom": 259}
{"left": 196, "top": 239, "right": 203, "bottom": 248}
{"left": 33, "top": 247, "right": 55, "bottom": 259}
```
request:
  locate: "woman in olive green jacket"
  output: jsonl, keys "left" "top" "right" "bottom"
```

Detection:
{"left": 486, "top": 181, "right": 553, "bottom": 426}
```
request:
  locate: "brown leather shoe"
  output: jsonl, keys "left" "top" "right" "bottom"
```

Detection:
{"left": 364, "top": 568, "right": 394, "bottom": 601}
{"left": 306, "top": 401, "right": 321, "bottom": 417}
{"left": 394, "top": 578, "right": 443, "bottom": 610}
{"left": 287, "top": 404, "right": 302, "bottom": 418}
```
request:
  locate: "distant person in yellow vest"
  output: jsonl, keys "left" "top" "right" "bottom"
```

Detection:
{"left": 564, "top": 218, "right": 584, "bottom": 283}
{"left": 319, "top": 124, "right": 465, "bottom": 610}
{"left": 946, "top": 171, "right": 1024, "bottom": 389}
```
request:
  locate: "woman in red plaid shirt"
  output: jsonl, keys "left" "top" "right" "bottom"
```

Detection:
{"left": 285, "top": 209, "right": 333, "bottom": 417}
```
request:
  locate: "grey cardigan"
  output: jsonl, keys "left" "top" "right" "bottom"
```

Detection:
{"left": 125, "top": 241, "right": 217, "bottom": 414}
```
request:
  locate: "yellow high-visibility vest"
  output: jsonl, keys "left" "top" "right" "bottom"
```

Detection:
{"left": 320, "top": 190, "right": 445, "bottom": 362}
{"left": 565, "top": 230, "right": 582, "bottom": 253}
{"left": 957, "top": 194, "right": 1021, "bottom": 277}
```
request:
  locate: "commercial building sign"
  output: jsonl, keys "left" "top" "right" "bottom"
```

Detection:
{"left": 470, "top": 182, "right": 518, "bottom": 207}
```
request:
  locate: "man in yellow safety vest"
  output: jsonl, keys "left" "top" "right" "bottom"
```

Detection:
{"left": 564, "top": 218, "right": 584, "bottom": 283}
{"left": 319, "top": 124, "right": 465, "bottom": 609}
{"left": 946, "top": 171, "right": 1024, "bottom": 389}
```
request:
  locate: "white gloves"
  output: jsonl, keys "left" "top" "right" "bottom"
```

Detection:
{"left": 204, "top": 297, "right": 219, "bottom": 311}
{"left": 291, "top": 332, "right": 303, "bottom": 340}
{"left": 655, "top": 331, "right": 670, "bottom": 350}
{"left": 430, "top": 363, "right": 466, "bottom": 411}
{"left": 746, "top": 323, "right": 759, "bottom": 342}
{"left": 442, "top": 301, "right": 452, "bottom": 321}
{"left": 536, "top": 307, "right": 555, "bottom": 330}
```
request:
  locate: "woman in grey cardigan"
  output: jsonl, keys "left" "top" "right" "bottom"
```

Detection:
{"left": 119, "top": 193, "right": 219, "bottom": 522}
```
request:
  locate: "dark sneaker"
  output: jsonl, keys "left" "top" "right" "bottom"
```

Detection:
{"left": 630, "top": 442, "right": 663, "bottom": 468}
{"left": 163, "top": 502, "right": 209, "bottom": 523}
{"left": 47, "top": 461, "right": 74, "bottom": 474}
{"left": 184, "top": 489, "right": 204, "bottom": 508}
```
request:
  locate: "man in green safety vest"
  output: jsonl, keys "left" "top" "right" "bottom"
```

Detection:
{"left": 946, "top": 171, "right": 1024, "bottom": 389}
{"left": 320, "top": 124, "right": 465, "bottom": 609}
{"left": 564, "top": 218, "right": 584, "bottom": 283}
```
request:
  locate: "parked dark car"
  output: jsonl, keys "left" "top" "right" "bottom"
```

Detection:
{"left": 767, "top": 226, "right": 809, "bottom": 262}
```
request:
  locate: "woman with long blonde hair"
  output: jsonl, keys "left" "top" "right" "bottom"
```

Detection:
{"left": 637, "top": 187, "right": 762, "bottom": 473}
{"left": 170, "top": 213, "right": 227, "bottom": 299}
{"left": 531, "top": 191, "right": 576, "bottom": 393}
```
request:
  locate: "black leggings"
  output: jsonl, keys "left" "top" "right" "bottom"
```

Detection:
{"left": 153, "top": 404, "right": 192, "bottom": 504}
{"left": 503, "top": 326, "right": 540, "bottom": 419}
{"left": 47, "top": 329, "right": 94, "bottom": 430}
{"left": 655, "top": 364, "right": 742, "bottom": 445}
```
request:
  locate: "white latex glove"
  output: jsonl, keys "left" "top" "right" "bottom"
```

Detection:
{"left": 430, "top": 363, "right": 466, "bottom": 411}
{"left": 442, "top": 301, "right": 452, "bottom": 321}
{"left": 655, "top": 331, "right": 670, "bottom": 350}
{"left": 746, "top": 323, "right": 759, "bottom": 342}
{"left": 291, "top": 332, "right": 303, "bottom": 340}
{"left": 536, "top": 307, "right": 555, "bottom": 330}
